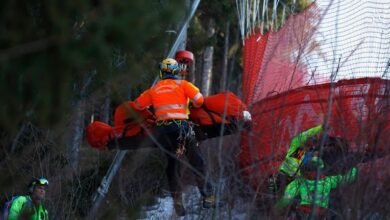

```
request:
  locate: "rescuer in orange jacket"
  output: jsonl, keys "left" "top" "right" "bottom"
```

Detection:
{"left": 134, "top": 58, "right": 214, "bottom": 216}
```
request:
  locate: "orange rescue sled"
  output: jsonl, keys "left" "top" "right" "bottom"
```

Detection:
{"left": 86, "top": 92, "right": 249, "bottom": 150}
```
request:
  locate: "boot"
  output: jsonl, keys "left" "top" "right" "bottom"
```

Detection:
{"left": 172, "top": 192, "right": 186, "bottom": 216}
{"left": 202, "top": 195, "right": 216, "bottom": 208}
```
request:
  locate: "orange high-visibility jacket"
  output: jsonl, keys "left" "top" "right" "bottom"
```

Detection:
{"left": 134, "top": 79, "right": 204, "bottom": 121}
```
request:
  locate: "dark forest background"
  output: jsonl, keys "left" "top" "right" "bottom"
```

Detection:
{"left": 0, "top": 1, "right": 246, "bottom": 218}
{"left": 2, "top": 0, "right": 378, "bottom": 219}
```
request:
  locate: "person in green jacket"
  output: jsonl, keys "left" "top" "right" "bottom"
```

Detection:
{"left": 7, "top": 178, "right": 49, "bottom": 220}
{"left": 275, "top": 156, "right": 358, "bottom": 219}
{"left": 269, "top": 125, "right": 325, "bottom": 194}
{"left": 280, "top": 124, "right": 325, "bottom": 178}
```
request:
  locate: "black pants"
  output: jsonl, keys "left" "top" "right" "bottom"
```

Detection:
{"left": 269, "top": 171, "right": 292, "bottom": 197}
{"left": 153, "top": 120, "right": 212, "bottom": 197}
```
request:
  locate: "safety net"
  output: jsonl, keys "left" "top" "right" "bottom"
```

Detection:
{"left": 237, "top": 0, "right": 390, "bottom": 187}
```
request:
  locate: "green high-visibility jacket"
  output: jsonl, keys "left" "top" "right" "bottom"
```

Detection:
{"left": 276, "top": 167, "right": 358, "bottom": 209}
{"left": 8, "top": 195, "right": 48, "bottom": 220}
{"left": 279, "top": 125, "right": 324, "bottom": 177}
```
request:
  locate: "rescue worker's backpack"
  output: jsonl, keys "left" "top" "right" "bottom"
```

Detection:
{"left": 2, "top": 195, "right": 37, "bottom": 220}
{"left": 2, "top": 196, "right": 19, "bottom": 220}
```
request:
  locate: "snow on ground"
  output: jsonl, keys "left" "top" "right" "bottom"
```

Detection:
{"left": 137, "top": 186, "right": 248, "bottom": 220}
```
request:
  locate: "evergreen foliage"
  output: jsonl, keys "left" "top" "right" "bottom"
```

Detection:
{"left": 0, "top": 0, "right": 185, "bottom": 136}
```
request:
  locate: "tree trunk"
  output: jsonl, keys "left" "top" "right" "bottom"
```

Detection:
{"left": 201, "top": 47, "right": 213, "bottom": 96}
{"left": 221, "top": 21, "right": 230, "bottom": 92}
{"left": 194, "top": 51, "right": 203, "bottom": 86}
{"left": 228, "top": 29, "right": 240, "bottom": 95}
{"left": 178, "top": 0, "right": 191, "bottom": 82}
{"left": 68, "top": 71, "right": 95, "bottom": 172}
{"left": 69, "top": 101, "right": 84, "bottom": 172}
{"left": 189, "top": 55, "right": 196, "bottom": 83}
{"left": 177, "top": 0, "right": 190, "bottom": 52}
{"left": 101, "top": 88, "right": 111, "bottom": 124}
{"left": 201, "top": 18, "right": 215, "bottom": 97}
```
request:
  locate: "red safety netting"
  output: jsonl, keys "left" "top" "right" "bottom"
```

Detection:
{"left": 242, "top": 4, "right": 320, "bottom": 105}
{"left": 242, "top": 32, "right": 269, "bottom": 105}
{"left": 239, "top": 77, "right": 390, "bottom": 187}
{"left": 239, "top": 1, "right": 390, "bottom": 190}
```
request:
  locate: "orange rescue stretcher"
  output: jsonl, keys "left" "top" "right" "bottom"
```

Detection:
{"left": 86, "top": 92, "right": 250, "bottom": 150}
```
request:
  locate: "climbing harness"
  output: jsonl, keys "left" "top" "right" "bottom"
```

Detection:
{"left": 176, "top": 121, "right": 196, "bottom": 157}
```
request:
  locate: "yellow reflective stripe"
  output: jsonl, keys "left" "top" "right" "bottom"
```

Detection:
{"left": 154, "top": 104, "right": 187, "bottom": 111}
{"left": 280, "top": 158, "right": 301, "bottom": 177}
{"left": 157, "top": 113, "right": 188, "bottom": 121}
{"left": 192, "top": 92, "right": 202, "bottom": 103}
